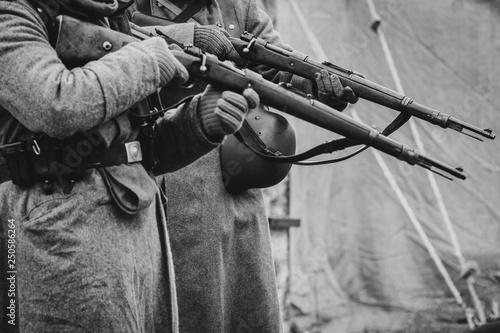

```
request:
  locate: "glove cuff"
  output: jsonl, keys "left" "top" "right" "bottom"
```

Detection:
{"left": 193, "top": 25, "right": 230, "bottom": 57}
{"left": 141, "top": 37, "right": 177, "bottom": 86}
{"left": 198, "top": 90, "right": 225, "bottom": 139}
{"left": 214, "top": 91, "right": 247, "bottom": 134}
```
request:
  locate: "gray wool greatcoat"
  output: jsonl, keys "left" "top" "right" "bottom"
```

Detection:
{"left": 0, "top": 1, "right": 225, "bottom": 332}
{"left": 128, "top": 1, "right": 305, "bottom": 332}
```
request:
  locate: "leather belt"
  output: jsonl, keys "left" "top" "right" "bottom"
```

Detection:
{"left": 0, "top": 140, "right": 143, "bottom": 185}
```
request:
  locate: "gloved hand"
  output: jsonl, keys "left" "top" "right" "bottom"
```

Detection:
{"left": 193, "top": 25, "right": 248, "bottom": 68}
{"left": 314, "top": 69, "right": 358, "bottom": 111}
{"left": 140, "top": 37, "right": 189, "bottom": 86}
{"left": 198, "top": 85, "right": 260, "bottom": 139}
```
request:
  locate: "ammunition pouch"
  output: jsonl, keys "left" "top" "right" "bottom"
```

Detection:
{"left": 0, "top": 133, "right": 147, "bottom": 187}
{"left": 0, "top": 138, "right": 86, "bottom": 186}
{"left": 137, "top": 124, "right": 158, "bottom": 171}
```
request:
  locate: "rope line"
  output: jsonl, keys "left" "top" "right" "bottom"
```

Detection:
{"left": 367, "top": 0, "right": 468, "bottom": 273}
{"left": 290, "top": 0, "right": 484, "bottom": 328}
{"left": 366, "top": 0, "right": 485, "bottom": 327}
{"left": 351, "top": 109, "right": 466, "bottom": 309}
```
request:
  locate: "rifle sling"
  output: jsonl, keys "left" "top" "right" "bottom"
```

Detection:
{"left": 172, "top": 0, "right": 209, "bottom": 23}
{"left": 233, "top": 107, "right": 412, "bottom": 164}
{"left": 234, "top": 129, "right": 366, "bottom": 165}
{"left": 381, "top": 112, "right": 411, "bottom": 137}
{"left": 136, "top": 0, "right": 151, "bottom": 15}
{"left": 136, "top": 0, "right": 209, "bottom": 23}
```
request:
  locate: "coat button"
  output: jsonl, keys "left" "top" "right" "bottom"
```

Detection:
{"left": 228, "top": 24, "right": 235, "bottom": 30}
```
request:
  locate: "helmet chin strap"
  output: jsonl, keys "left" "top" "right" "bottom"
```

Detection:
{"left": 233, "top": 123, "right": 367, "bottom": 166}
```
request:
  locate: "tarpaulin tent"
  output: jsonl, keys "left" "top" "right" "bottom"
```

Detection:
{"left": 271, "top": 0, "right": 500, "bottom": 332}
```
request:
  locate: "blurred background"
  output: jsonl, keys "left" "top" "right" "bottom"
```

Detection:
{"left": 259, "top": 0, "right": 500, "bottom": 332}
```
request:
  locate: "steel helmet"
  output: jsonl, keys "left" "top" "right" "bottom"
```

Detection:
{"left": 220, "top": 105, "right": 296, "bottom": 195}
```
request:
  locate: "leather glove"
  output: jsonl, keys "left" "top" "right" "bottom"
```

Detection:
{"left": 314, "top": 69, "right": 358, "bottom": 111}
{"left": 198, "top": 85, "right": 260, "bottom": 139}
{"left": 193, "top": 25, "right": 248, "bottom": 68}
{"left": 140, "top": 37, "right": 189, "bottom": 86}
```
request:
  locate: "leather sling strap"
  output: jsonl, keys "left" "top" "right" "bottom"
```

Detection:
{"left": 171, "top": 0, "right": 208, "bottom": 23}
{"left": 136, "top": 0, "right": 152, "bottom": 15}
{"left": 155, "top": 0, "right": 195, "bottom": 22}
{"left": 136, "top": 0, "right": 240, "bottom": 37}
{"left": 25, "top": 0, "right": 59, "bottom": 45}
{"left": 137, "top": 0, "right": 208, "bottom": 24}
{"left": 216, "top": 0, "right": 241, "bottom": 38}
{"left": 131, "top": 12, "right": 176, "bottom": 28}
{"left": 0, "top": 164, "right": 9, "bottom": 185}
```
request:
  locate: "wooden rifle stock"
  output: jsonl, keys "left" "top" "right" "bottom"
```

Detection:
{"left": 54, "top": 15, "right": 138, "bottom": 66}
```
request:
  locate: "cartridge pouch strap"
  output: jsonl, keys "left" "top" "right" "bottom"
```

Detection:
{"left": 171, "top": 0, "right": 208, "bottom": 23}
{"left": 136, "top": 0, "right": 152, "bottom": 15}
{"left": 0, "top": 164, "right": 10, "bottom": 185}
{"left": 142, "top": 0, "right": 240, "bottom": 37}
{"left": 216, "top": 0, "right": 240, "bottom": 38}
{"left": 26, "top": 0, "right": 60, "bottom": 46}
{"left": 137, "top": 0, "right": 209, "bottom": 23}
{"left": 26, "top": 0, "right": 60, "bottom": 25}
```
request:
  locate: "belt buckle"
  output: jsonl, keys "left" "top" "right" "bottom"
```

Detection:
{"left": 124, "top": 141, "right": 143, "bottom": 163}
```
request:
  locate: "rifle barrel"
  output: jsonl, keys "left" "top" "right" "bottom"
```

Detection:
{"left": 230, "top": 34, "right": 495, "bottom": 141}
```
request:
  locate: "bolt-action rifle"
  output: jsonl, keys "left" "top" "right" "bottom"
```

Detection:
{"left": 54, "top": 15, "right": 467, "bottom": 180}
{"left": 229, "top": 32, "right": 495, "bottom": 142}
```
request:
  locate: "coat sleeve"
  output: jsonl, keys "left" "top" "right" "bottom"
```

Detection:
{"left": 0, "top": 2, "right": 162, "bottom": 139}
{"left": 153, "top": 94, "right": 222, "bottom": 175}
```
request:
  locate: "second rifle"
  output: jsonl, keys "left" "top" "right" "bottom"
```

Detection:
{"left": 230, "top": 32, "right": 495, "bottom": 141}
